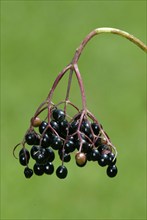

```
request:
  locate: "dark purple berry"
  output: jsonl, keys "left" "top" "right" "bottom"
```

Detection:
{"left": 64, "top": 140, "right": 75, "bottom": 153}
{"left": 46, "top": 147, "right": 55, "bottom": 162}
{"left": 33, "top": 163, "right": 44, "bottom": 176}
{"left": 69, "top": 120, "right": 79, "bottom": 134}
{"left": 24, "top": 167, "right": 33, "bottom": 178}
{"left": 30, "top": 145, "right": 40, "bottom": 160}
{"left": 81, "top": 120, "right": 91, "bottom": 135}
{"left": 39, "top": 121, "right": 48, "bottom": 134}
{"left": 90, "top": 148, "right": 100, "bottom": 161}
{"left": 98, "top": 153, "right": 108, "bottom": 167}
{"left": 52, "top": 109, "right": 65, "bottom": 122}
{"left": 51, "top": 135, "right": 63, "bottom": 150}
{"left": 41, "top": 133, "right": 51, "bottom": 148}
{"left": 44, "top": 162, "right": 54, "bottom": 175}
{"left": 107, "top": 165, "right": 118, "bottom": 177}
{"left": 107, "top": 152, "right": 117, "bottom": 165}
{"left": 25, "top": 132, "right": 37, "bottom": 145}
{"left": 56, "top": 165, "right": 68, "bottom": 179}
{"left": 19, "top": 148, "right": 30, "bottom": 166}
{"left": 91, "top": 122, "right": 100, "bottom": 135}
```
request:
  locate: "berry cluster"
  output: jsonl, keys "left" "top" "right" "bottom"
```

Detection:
{"left": 14, "top": 28, "right": 121, "bottom": 181}
{"left": 16, "top": 107, "right": 118, "bottom": 179}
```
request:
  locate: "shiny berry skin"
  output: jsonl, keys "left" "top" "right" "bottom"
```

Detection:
{"left": 90, "top": 148, "right": 100, "bottom": 161}
{"left": 75, "top": 152, "right": 87, "bottom": 167}
{"left": 30, "top": 146, "right": 40, "bottom": 160}
{"left": 44, "top": 162, "right": 54, "bottom": 175}
{"left": 51, "top": 135, "right": 63, "bottom": 150}
{"left": 107, "top": 152, "right": 117, "bottom": 165}
{"left": 24, "top": 167, "right": 33, "bottom": 178}
{"left": 64, "top": 140, "right": 75, "bottom": 153}
{"left": 41, "top": 133, "right": 51, "bottom": 148}
{"left": 58, "top": 149, "right": 71, "bottom": 163}
{"left": 98, "top": 144, "right": 109, "bottom": 153}
{"left": 107, "top": 165, "right": 118, "bottom": 177}
{"left": 97, "top": 153, "right": 108, "bottom": 167}
{"left": 91, "top": 122, "right": 100, "bottom": 135}
{"left": 33, "top": 163, "right": 44, "bottom": 176}
{"left": 39, "top": 121, "right": 48, "bottom": 134}
{"left": 52, "top": 109, "right": 65, "bottom": 122}
{"left": 69, "top": 120, "right": 79, "bottom": 134}
{"left": 59, "top": 119, "right": 69, "bottom": 137}
{"left": 34, "top": 148, "right": 49, "bottom": 164}
{"left": 81, "top": 120, "right": 91, "bottom": 135}
{"left": 19, "top": 148, "right": 30, "bottom": 166}
{"left": 46, "top": 147, "right": 55, "bottom": 162}
{"left": 56, "top": 165, "right": 68, "bottom": 179}
{"left": 50, "top": 120, "right": 60, "bottom": 133}
{"left": 25, "top": 132, "right": 37, "bottom": 145}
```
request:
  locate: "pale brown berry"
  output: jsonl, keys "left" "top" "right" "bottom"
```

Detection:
{"left": 32, "top": 117, "right": 42, "bottom": 127}
{"left": 75, "top": 152, "right": 87, "bottom": 166}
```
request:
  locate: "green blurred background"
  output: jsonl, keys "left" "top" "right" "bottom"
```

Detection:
{"left": 1, "top": 1, "right": 146, "bottom": 219}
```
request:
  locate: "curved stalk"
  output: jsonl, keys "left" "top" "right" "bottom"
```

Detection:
{"left": 72, "top": 27, "right": 147, "bottom": 64}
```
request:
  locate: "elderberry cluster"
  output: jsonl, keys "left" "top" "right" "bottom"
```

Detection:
{"left": 17, "top": 107, "right": 118, "bottom": 179}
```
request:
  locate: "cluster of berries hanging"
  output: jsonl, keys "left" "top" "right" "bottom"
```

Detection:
{"left": 14, "top": 28, "right": 122, "bottom": 180}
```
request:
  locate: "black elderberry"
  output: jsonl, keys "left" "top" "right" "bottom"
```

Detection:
{"left": 91, "top": 122, "right": 100, "bottom": 135}
{"left": 41, "top": 133, "right": 51, "bottom": 148}
{"left": 34, "top": 148, "right": 49, "bottom": 164}
{"left": 25, "top": 132, "right": 38, "bottom": 145}
{"left": 56, "top": 165, "right": 68, "bottom": 179}
{"left": 107, "top": 152, "right": 117, "bottom": 165}
{"left": 46, "top": 147, "right": 55, "bottom": 162}
{"left": 44, "top": 162, "right": 54, "bottom": 175}
{"left": 98, "top": 144, "right": 109, "bottom": 153}
{"left": 64, "top": 140, "right": 75, "bottom": 153}
{"left": 59, "top": 119, "right": 69, "bottom": 137}
{"left": 50, "top": 120, "right": 60, "bottom": 133}
{"left": 30, "top": 145, "right": 40, "bottom": 160}
{"left": 90, "top": 148, "right": 100, "bottom": 161}
{"left": 19, "top": 148, "right": 30, "bottom": 166}
{"left": 52, "top": 109, "right": 65, "bottom": 122}
{"left": 33, "top": 163, "right": 44, "bottom": 176}
{"left": 24, "top": 167, "right": 33, "bottom": 178}
{"left": 39, "top": 121, "right": 48, "bottom": 134}
{"left": 51, "top": 135, "right": 63, "bottom": 150}
{"left": 97, "top": 153, "right": 109, "bottom": 167}
{"left": 58, "top": 149, "right": 71, "bottom": 163}
{"left": 81, "top": 120, "right": 91, "bottom": 135}
{"left": 69, "top": 120, "right": 79, "bottom": 134}
{"left": 107, "top": 165, "right": 118, "bottom": 177}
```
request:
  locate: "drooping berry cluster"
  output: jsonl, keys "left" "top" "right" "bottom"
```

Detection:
{"left": 13, "top": 28, "right": 123, "bottom": 181}
{"left": 16, "top": 106, "right": 118, "bottom": 179}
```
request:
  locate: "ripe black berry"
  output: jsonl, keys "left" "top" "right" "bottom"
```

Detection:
{"left": 91, "top": 122, "right": 100, "bottom": 135}
{"left": 46, "top": 147, "right": 55, "bottom": 162}
{"left": 19, "top": 148, "right": 30, "bottom": 166}
{"left": 69, "top": 120, "right": 79, "bottom": 134}
{"left": 44, "top": 162, "right": 54, "bottom": 175}
{"left": 24, "top": 167, "right": 33, "bottom": 178}
{"left": 107, "top": 165, "right": 118, "bottom": 177}
{"left": 64, "top": 140, "right": 75, "bottom": 153}
{"left": 97, "top": 153, "right": 108, "bottom": 167}
{"left": 25, "top": 132, "right": 38, "bottom": 145}
{"left": 51, "top": 135, "right": 63, "bottom": 150}
{"left": 30, "top": 145, "right": 40, "bottom": 160}
{"left": 81, "top": 120, "right": 91, "bottom": 135}
{"left": 39, "top": 121, "right": 48, "bottom": 134}
{"left": 107, "top": 152, "right": 116, "bottom": 165}
{"left": 34, "top": 148, "right": 49, "bottom": 164}
{"left": 52, "top": 109, "right": 65, "bottom": 122}
{"left": 56, "top": 165, "right": 68, "bottom": 179}
{"left": 33, "top": 163, "right": 44, "bottom": 176}
{"left": 90, "top": 148, "right": 100, "bottom": 161}
{"left": 41, "top": 133, "right": 51, "bottom": 148}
